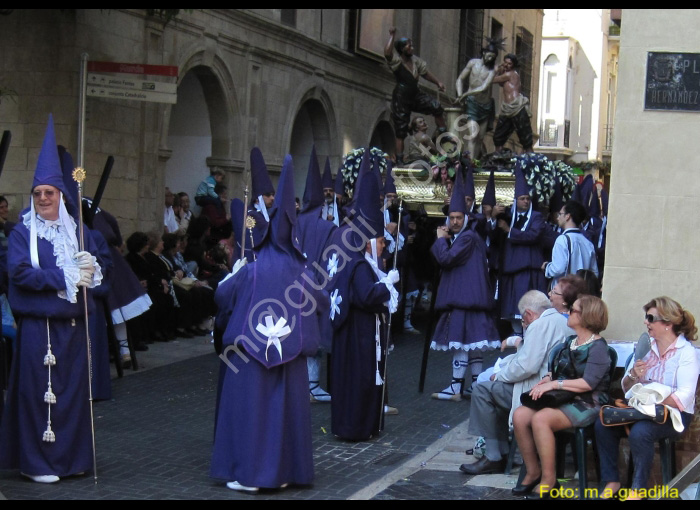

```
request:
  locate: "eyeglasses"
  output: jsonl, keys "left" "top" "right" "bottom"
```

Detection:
{"left": 570, "top": 308, "right": 582, "bottom": 315}
{"left": 551, "top": 290, "right": 563, "bottom": 296}
{"left": 33, "top": 189, "right": 56, "bottom": 199}
{"left": 645, "top": 314, "right": 663, "bottom": 323}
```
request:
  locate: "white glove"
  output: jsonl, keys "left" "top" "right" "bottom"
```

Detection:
{"left": 231, "top": 257, "right": 248, "bottom": 276}
{"left": 386, "top": 269, "right": 400, "bottom": 284}
{"left": 74, "top": 251, "right": 94, "bottom": 269}
{"left": 77, "top": 269, "right": 93, "bottom": 287}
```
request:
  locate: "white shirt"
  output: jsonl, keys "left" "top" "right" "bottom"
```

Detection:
{"left": 164, "top": 206, "right": 178, "bottom": 233}
{"left": 544, "top": 227, "right": 598, "bottom": 286}
{"left": 627, "top": 335, "right": 700, "bottom": 414}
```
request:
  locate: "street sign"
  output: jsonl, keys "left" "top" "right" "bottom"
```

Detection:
{"left": 87, "top": 61, "right": 178, "bottom": 77}
{"left": 87, "top": 73, "right": 177, "bottom": 94}
{"left": 645, "top": 52, "right": 700, "bottom": 112}
{"left": 86, "top": 84, "right": 177, "bottom": 104}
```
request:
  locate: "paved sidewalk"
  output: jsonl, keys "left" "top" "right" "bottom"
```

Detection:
{"left": 0, "top": 326, "right": 482, "bottom": 499}
{"left": 0, "top": 317, "right": 531, "bottom": 500}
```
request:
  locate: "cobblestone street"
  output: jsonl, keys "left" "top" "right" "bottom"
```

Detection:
{"left": 0, "top": 320, "right": 520, "bottom": 500}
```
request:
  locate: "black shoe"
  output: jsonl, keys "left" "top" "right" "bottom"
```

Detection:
{"left": 152, "top": 331, "right": 167, "bottom": 342}
{"left": 512, "top": 476, "right": 542, "bottom": 496}
{"left": 524, "top": 481, "right": 560, "bottom": 500}
{"left": 134, "top": 342, "right": 149, "bottom": 352}
{"left": 176, "top": 328, "right": 194, "bottom": 339}
{"left": 459, "top": 456, "right": 505, "bottom": 475}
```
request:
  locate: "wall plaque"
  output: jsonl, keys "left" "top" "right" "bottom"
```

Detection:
{"left": 645, "top": 52, "right": 700, "bottom": 111}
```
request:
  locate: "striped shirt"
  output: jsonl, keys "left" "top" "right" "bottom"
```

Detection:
{"left": 628, "top": 334, "right": 700, "bottom": 414}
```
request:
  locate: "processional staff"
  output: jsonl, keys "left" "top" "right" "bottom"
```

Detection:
{"left": 239, "top": 185, "right": 249, "bottom": 260}
{"left": 76, "top": 52, "right": 98, "bottom": 484}
{"left": 379, "top": 197, "right": 403, "bottom": 432}
{"left": 72, "top": 166, "right": 99, "bottom": 484}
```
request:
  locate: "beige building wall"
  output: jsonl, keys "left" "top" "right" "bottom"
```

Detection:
{"left": 603, "top": 9, "right": 700, "bottom": 341}
{"left": 0, "top": 9, "right": 542, "bottom": 237}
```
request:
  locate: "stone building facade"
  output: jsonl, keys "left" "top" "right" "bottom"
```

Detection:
{"left": 0, "top": 9, "right": 542, "bottom": 235}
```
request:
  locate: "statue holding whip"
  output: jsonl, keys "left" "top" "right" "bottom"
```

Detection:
{"left": 455, "top": 37, "right": 506, "bottom": 161}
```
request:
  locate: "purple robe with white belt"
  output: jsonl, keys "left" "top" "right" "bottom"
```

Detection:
{"left": 210, "top": 244, "right": 327, "bottom": 487}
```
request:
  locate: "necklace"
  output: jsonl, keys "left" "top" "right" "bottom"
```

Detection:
{"left": 571, "top": 334, "right": 597, "bottom": 350}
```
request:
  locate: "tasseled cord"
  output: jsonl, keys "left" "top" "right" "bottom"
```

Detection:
{"left": 369, "top": 238, "right": 385, "bottom": 386}
{"left": 375, "top": 314, "right": 383, "bottom": 386}
{"left": 42, "top": 318, "right": 56, "bottom": 443}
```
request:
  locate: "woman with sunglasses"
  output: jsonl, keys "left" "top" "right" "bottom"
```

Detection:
{"left": 513, "top": 295, "right": 612, "bottom": 498}
{"left": 594, "top": 297, "right": 699, "bottom": 500}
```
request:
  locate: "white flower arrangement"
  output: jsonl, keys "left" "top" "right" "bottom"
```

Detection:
{"left": 340, "top": 147, "right": 389, "bottom": 198}
{"left": 510, "top": 153, "right": 577, "bottom": 207}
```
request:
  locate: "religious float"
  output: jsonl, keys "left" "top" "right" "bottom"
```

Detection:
{"left": 338, "top": 108, "right": 578, "bottom": 217}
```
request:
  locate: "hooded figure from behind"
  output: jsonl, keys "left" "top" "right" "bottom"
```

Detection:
{"left": 210, "top": 153, "right": 328, "bottom": 491}
{"left": 246, "top": 147, "right": 275, "bottom": 251}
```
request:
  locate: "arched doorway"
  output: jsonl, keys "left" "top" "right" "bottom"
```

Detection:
{"left": 165, "top": 71, "right": 211, "bottom": 210}
{"left": 289, "top": 98, "right": 332, "bottom": 198}
{"left": 165, "top": 64, "right": 236, "bottom": 214}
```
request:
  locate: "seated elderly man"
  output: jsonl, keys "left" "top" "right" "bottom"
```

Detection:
{"left": 460, "top": 290, "right": 572, "bottom": 474}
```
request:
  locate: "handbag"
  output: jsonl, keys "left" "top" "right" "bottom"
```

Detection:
{"left": 520, "top": 388, "right": 577, "bottom": 411}
{"left": 172, "top": 277, "right": 196, "bottom": 291}
{"left": 599, "top": 398, "right": 668, "bottom": 427}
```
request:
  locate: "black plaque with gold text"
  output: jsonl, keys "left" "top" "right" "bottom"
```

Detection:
{"left": 645, "top": 52, "right": 700, "bottom": 112}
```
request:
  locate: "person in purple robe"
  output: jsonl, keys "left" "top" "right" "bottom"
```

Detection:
{"left": 540, "top": 177, "right": 564, "bottom": 264}
{"left": 596, "top": 187, "right": 608, "bottom": 279}
{"left": 328, "top": 150, "right": 399, "bottom": 440}
{"left": 430, "top": 167, "right": 500, "bottom": 401}
{"left": 87, "top": 203, "right": 152, "bottom": 355}
{"left": 211, "top": 154, "right": 328, "bottom": 493}
{"left": 381, "top": 163, "right": 417, "bottom": 334}
{"left": 296, "top": 146, "right": 336, "bottom": 403}
{"left": 57, "top": 147, "right": 118, "bottom": 397}
{"left": 332, "top": 164, "right": 347, "bottom": 225}
{"left": 0, "top": 115, "right": 104, "bottom": 483}
{"left": 572, "top": 174, "right": 603, "bottom": 248}
{"left": 495, "top": 167, "right": 547, "bottom": 334}
{"left": 230, "top": 197, "right": 251, "bottom": 263}
{"left": 320, "top": 157, "right": 340, "bottom": 227}
{"left": 245, "top": 147, "right": 275, "bottom": 254}
{"left": 480, "top": 168, "right": 500, "bottom": 291}
{"left": 60, "top": 146, "right": 152, "bottom": 379}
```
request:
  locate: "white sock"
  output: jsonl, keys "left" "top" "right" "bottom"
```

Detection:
{"left": 115, "top": 322, "right": 130, "bottom": 356}
{"left": 452, "top": 351, "right": 468, "bottom": 380}
{"left": 468, "top": 352, "right": 483, "bottom": 383}
{"left": 307, "top": 355, "right": 321, "bottom": 384}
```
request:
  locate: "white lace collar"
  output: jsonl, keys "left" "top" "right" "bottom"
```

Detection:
{"left": 22, "top": 204, "right": 82, "bottom": 303}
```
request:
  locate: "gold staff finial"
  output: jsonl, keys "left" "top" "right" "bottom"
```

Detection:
{"left": 72, "top": 167, "right": 87, "bottom": 183}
